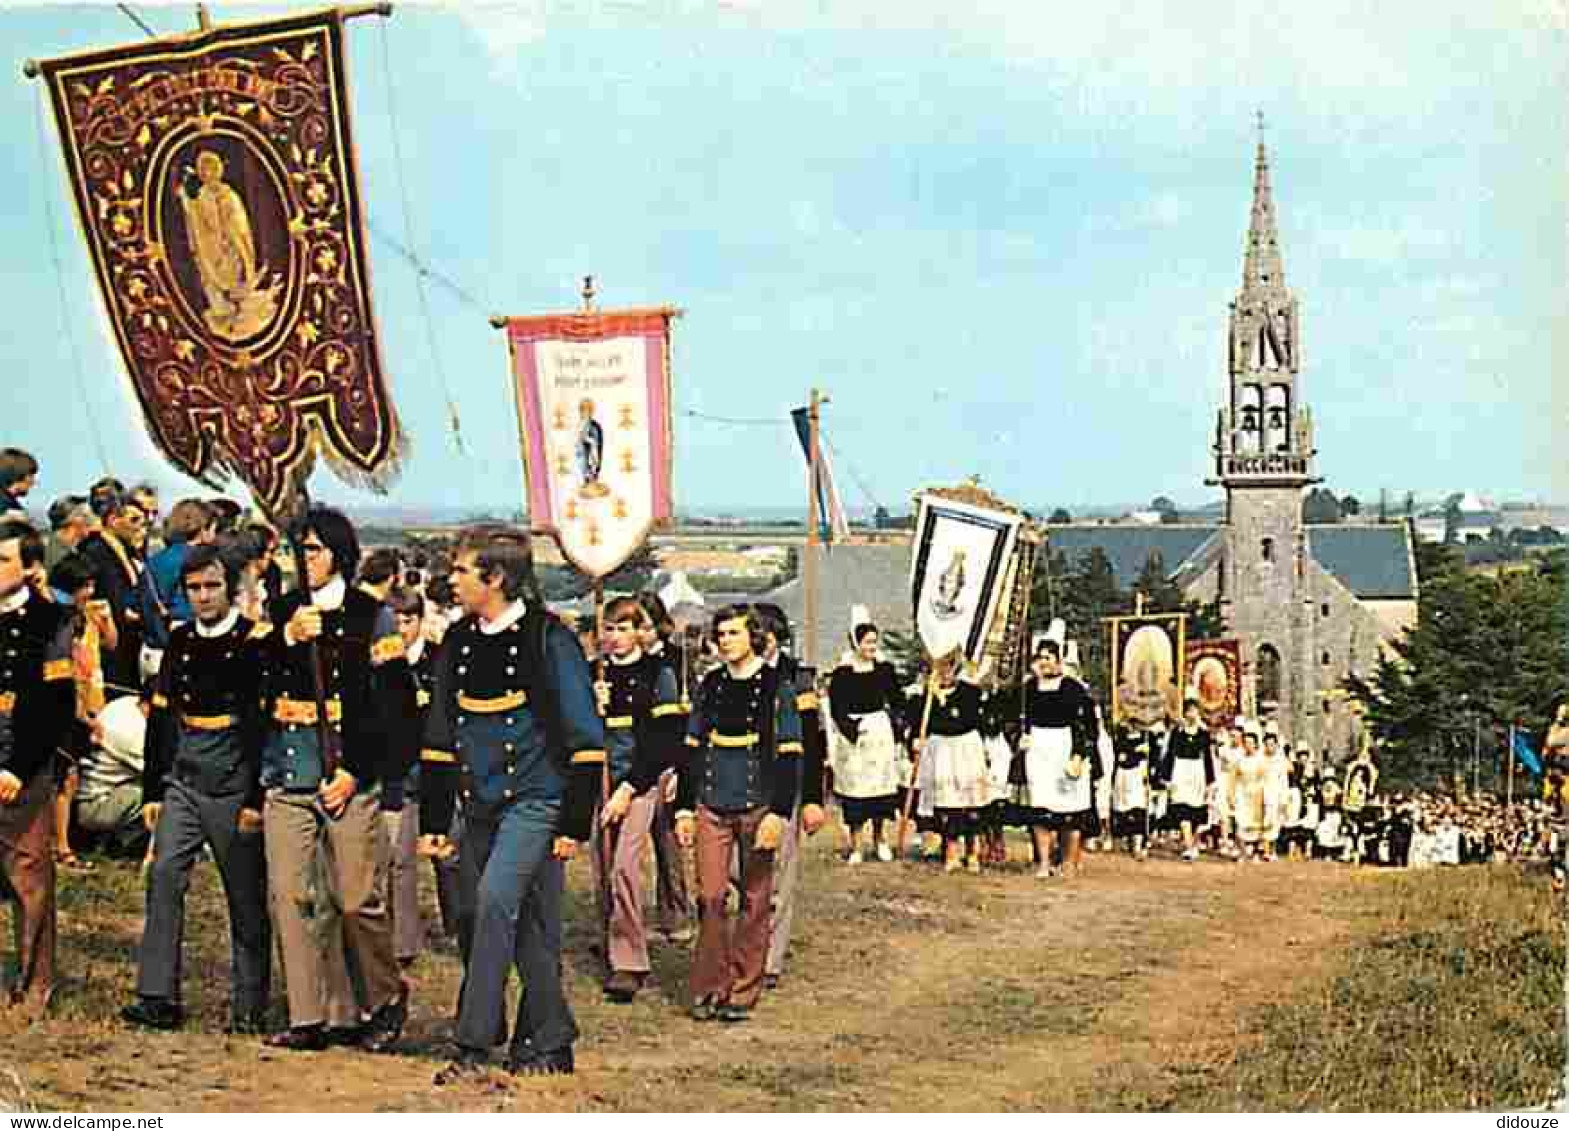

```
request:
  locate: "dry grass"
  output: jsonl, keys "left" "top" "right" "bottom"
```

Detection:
{"left": 0, "top": 835, "right": 1561, "bottom": 1111}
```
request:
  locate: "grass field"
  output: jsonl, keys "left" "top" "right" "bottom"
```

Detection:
{"left": 0, "top": 832, "right": 1562, "bottom": 1112}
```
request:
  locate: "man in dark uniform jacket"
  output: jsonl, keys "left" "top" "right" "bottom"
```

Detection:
{"left": 260, "top": 506, "right": 413, "bottom": 1053}
{"left": 675, "top": 604, "right": 803, "bottom": 1023}
{"left": 596, "top": 595, "right": 684, "bottom": 1003}
{"left": 0, "top": 518, "right": 75, "bottom": 1015}
{"left": 122, "top": 543, "right": 271, "bottom": 1033}
{"left": 751, "top": 604, "right": 827, "bottom": 989}
{"left": 385, "top": 586, "right": 440, "bottom": 962}
{"left": 419, "top": 526, "right": 605, "bottom": 1081}
{"left": 76, "top": 492, "right": 149, "bottom": 695}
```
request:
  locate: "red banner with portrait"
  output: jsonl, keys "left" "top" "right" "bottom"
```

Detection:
{"left": 37, "top": 9, "right": 403, "bottom": 516}
{"left": 1184, "top": 638, "right": 1242, "bottom": 730}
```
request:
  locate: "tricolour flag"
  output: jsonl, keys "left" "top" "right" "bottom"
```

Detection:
{"left": 791, "top": 407, "right": 851, "bottom": 544}
{"left": 503, "top": 308, "right": 677, "bottom": 579}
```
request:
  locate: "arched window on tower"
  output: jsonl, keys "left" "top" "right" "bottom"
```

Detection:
{"left": 1238, "top": 385, "right": 1263, "bottom": 455}
{"left": 1254, "top": 307, "right": 1289, "bottom": 371}
{"left": 1257, "top": 644, "right": 1282, "bottom": 712}
{"left": 1266, "top": 384, "right": 1291, "bottom": 453}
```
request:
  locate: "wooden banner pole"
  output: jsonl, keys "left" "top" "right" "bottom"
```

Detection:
{"left": 804, "top": 387, "right": 821, "bottom": 670}
{"left": 896, "top": 668, "right": 939, "bottom": 855}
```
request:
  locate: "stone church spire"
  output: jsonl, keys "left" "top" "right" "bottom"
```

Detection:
{"left": 1211, "top": 118, "right": 1317, "bottom": 487}
{"left": 1242, "top": 121, "right": 1287, "bottom": 296}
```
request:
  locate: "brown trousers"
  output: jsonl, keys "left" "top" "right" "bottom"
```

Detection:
{"left": 0, "top": 765, "right": 55, "bottom": 1013}
{"left": 264, "top": 789, "right": 400, "bottom": 1028}
{"left": 692, "top": 805, "right": 775, "bottom": 1009}
{"left": 593, "top": 786, "right": 658, "bottom": 975}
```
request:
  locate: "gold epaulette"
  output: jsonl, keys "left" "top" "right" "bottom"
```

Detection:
{"left": 371, "top": 634, "right": 406, "bottom": 666}
{"left": 150, "top": 692, "right": 170, "bottom": 710}
{"left": 43, "top": 659, "right": 73, "bottom": 682}
{"left": 421, "top": 748, "right": 457, "bottom": 764}
{"left": 248, "top": 622, "right": 274, "bottom": 641}
{"left": 795, "top": 691, "right": 820, "bottom": 712}
{"left": 571, "top": 748, "right": 607, "bottom": 765}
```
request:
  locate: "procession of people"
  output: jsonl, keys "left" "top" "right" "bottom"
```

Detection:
{"left": 0, "top": 444, "right": 1564, "bottom": 1086}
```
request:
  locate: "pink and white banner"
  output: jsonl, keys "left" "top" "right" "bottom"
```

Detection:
{"left": 504, "top": 309, "right": 676, "bottom": 579}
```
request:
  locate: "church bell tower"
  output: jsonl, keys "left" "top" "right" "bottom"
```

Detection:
{"left": 1207, "top": 123, "right": 1321, "bottom": 725}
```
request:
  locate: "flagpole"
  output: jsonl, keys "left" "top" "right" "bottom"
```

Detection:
{"left": 804, "top": 387, "right": 821, "bottom": 670}
{"left": 1508, "top": 722, "right": 1516, "bottom": 808}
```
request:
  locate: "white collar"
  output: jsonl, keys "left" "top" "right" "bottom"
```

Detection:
{"left": 609, "top": 648, "right": 643, "bottom": 667}
{"left": 406, "top": 638, "right": 425, "bottom": 666}
{"left": 725, "top": 656, "right": 764, "bottom": 681}
{"left": 0, "top": 586, "right": 30, "bottom": 616}
{"left": 311, "top": 576, "right": 346, "bottom": 611}
{"left": 480, "top": 599, "right": 527, "bottom": 635}
{"left": 195, "top": 608, "right": 241, "bottom": 639}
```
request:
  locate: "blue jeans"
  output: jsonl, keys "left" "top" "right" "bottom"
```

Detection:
{"left": 455, "top": 799, "right": 577, "bottom": 1054}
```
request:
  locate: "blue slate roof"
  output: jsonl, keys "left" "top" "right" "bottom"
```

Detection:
{"left": 1045, "top": 525, "right": 1221, "bottom": 591}
{"left": 762, "top": 543, "right": 914, "bottom": 668}
{"left": 1305, "top": 525, "right": 1416, "bottom": 599}
{"left": 1046, "top": 522, "right": 1416, "bottom": 600}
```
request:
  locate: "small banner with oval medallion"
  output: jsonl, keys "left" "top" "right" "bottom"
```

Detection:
{"left": 37, "top": 8, "right": 403, "bottom": 516}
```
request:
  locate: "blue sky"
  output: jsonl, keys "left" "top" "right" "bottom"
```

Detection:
{"left": 1, "top": 1, "right": 1563, "bottom": 516}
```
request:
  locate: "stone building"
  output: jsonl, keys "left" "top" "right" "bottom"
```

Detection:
{"left": 1049, "top": 138, "right": 1419, "bottom": 760}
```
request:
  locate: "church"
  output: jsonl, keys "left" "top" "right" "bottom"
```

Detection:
{"left": 1047, "top": 136, "right": 1419, "bottom": 759}
{"left": 775, "top": 136, "right": 1419, "bottom": 762}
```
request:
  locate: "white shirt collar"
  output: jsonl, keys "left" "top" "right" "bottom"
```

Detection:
{"left": 0, "top": 586, "right": 30, "bottom": 616}
{"left": 725, "top": 655, "right": 765, "bottom": 681}
{"left": 195, "top": 608, "right": 241, "bottom": 639}
{"left": 480, "top": 599, "right": 527, "bottom": 635}
{"left": 406, "top": 638, "right": 425, "bottom": 666}
{"left": 311, "top": 576, "right": 346, "bottom": 611}
{"left": 609, "top": 648, "right": 643, "bottom": 667}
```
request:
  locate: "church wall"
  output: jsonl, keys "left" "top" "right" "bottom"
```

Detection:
{"left": 1301, "top": 559, "right": 1388, "bottom": 764}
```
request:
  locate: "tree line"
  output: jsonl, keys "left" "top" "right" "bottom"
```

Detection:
{"left": 1346, "top": 540, "right": 1569, "bottom": 793}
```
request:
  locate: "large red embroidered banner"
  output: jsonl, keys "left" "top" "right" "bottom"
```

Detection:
{"left": 38, "top": 9, "right": 403, "bottom": 515}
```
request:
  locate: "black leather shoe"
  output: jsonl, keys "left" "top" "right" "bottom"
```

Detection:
{"left": 717, "top": 1004, "right": 751, "bottom": 1024}
{"left": 603, "top": 970, "right": 643, "bottom": 1003}
{"left": 434, "top": 1047, "right": 490, "bottom": 1086}
{"left": 509, "top": 1046, "right": 574, "bottom": 1077}
{"left": 360, "top": 984, "right": 409, "bottom": 1053}
{"left": 689, "top": 998, "right": 718, "bottom": 1022}
{"left": 121, "top": 997, "right": 184, "bottom": 1031}
{"left": 321, "top": 1023, "right": 367, "bottom": 1046}
{"left": 265, "top": 1025, "right": 328, "bottom": 1051}
{"left": 227, "top": 1009, "right": 268, "bottom": 1036}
